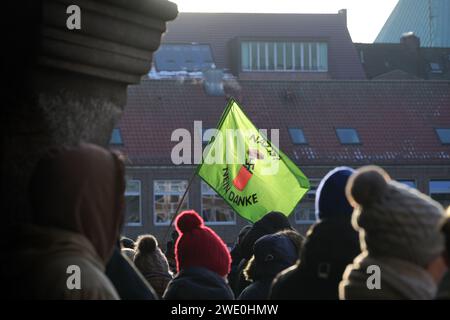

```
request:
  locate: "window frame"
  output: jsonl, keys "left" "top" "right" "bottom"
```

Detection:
{"left": 295, "top": 178, "right": 321, "bottom": 225}
{"left": 124, "top": 179, "right": 142, "bottom": 227}
{"left": 429, "top": 180, "right": 450, "bottom": 207}
{"left": 335, "top": 128, "right": 361, "bottom": 145}
{"left": 154, "top": 43, "right": 216, "bottom": 72}
{"left": 397, "top": 179, "right": 417, "bottom": 189}
{"left": 435, "top": 128, "right": 450, "bottom": 145}
{"left": 153, "top": 179, "right": 189, "bottom": 226}
{"left": 200, "top": 181, "right": 236, "bottom": 226}
{"left": 240, "top": 40, "right": 328, "bottom": 73}
{"left": 429, "top": 180, "right": 450, "bottom": 197}
{"left": 288, "top": 127, "right": 308, "bottom": 145}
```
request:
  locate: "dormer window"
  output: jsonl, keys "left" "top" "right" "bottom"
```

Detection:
{"left": 154, "top": 44, "right": 215, "bottom": 72}
{"left": 241, "top": 41, "right": 328, "bottom": 72}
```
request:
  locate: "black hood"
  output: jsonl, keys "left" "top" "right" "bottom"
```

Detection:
{"left": 239, "top": 212, "right": 292, "bottom": 260}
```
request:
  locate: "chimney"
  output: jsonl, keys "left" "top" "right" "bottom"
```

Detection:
{"left": 401, "top": 32, "right": 421, "bottom": 50}
{"left": 203, "top": 69, "right": 225, "bottom": 96}
{"left": 338, "top": 9, "right": 347, "bottom": 26}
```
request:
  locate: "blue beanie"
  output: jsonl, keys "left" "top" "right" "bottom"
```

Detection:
{"left": 315, "top": 167, "right": 355, "bottom": 220}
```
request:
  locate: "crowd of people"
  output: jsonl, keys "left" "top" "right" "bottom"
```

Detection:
{"left": 4, "top": 143, "right": 450, "bottom": 300}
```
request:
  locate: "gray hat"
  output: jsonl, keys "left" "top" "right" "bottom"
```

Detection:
{"left": 346, "top": 166, "right": 445, "bottom": 267}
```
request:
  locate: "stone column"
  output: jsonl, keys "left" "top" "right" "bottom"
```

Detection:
{"left": 1, "top": 0, "right": 178, "bottom": 225}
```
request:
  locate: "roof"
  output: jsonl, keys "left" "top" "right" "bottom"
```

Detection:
{"left": 376, "top": 0, "right": 450, "bottom": 48}
{"left": 160, "top": 12, "right": 366, "bottom": 80}
{"left": 116, "top": 79, "right": 450, "bottom": 166}
{"left": 355, "top": 42, "right": 450, "bottom": 80}
{"left": 373, "top": 69, "right": 421, "bottom": 80}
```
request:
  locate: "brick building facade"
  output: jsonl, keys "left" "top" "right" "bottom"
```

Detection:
{"left": 114, "top": 12, "right": 450, "bottom": 245}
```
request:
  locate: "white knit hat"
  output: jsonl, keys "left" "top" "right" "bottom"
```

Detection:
{"left": 346, "top": 166, "right": 446, "bottom": 267}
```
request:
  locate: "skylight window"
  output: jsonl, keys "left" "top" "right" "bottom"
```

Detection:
{"left": 336, "top": 128, "right": 360, "bottom": 145}
{"left": 436, "top": 128, "right": 450, "bottom": 144}
{"left": 430, "top": 62, "right": 443, "bottom": 73}
{"left": 110, "top": 128, "right": 123, "bottom": 145}
{"left": 288, "top": 128, "right": 307, "bottom": 144}
{"left": 154, "top": 44, "right": 215, "bottom": 72}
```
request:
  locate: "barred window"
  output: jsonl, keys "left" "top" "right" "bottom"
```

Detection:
{"left": 125, "top": 180, "right": 141, "bottom": 226}
{"left": 241, "top": 41, "right": 328, "bottom": 72}
{"left": 201, "top": 182, "right": 236, "bottom": 225}
{"left": 154, "top": 180, "right": 189, "bottom": 225}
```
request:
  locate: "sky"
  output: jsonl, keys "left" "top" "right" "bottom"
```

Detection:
{"left": 171, "top": 0, "right": 399, "bottom": 43}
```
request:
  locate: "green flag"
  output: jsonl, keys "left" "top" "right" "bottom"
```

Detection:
{"left": 197, "top": 99, "right": 310, "bottom": 223}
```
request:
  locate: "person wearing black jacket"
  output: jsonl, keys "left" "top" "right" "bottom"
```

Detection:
{"left": 239, "top": 232, "right": 300, "bottom": 300}
{"left": 106, "top": 245, "right": 158, "bottom": 300}
{"left": 232, "top": 211, "right": 293, "bottom": 296}
{"left": 271, "top": 167, "right": 360, "bottom": 300}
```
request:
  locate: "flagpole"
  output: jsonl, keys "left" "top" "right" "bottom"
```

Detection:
{"left": 162, "top": 97, "right": 235, "bottom": 244}
{"left": 162, "top": 170, "right": 197, "bottom": 244}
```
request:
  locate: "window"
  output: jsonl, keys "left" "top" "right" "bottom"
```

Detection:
{"left": 125, "top": 180, "right": 141, "bottom": 226}
{"left": 295, "top": 179, "right": 320, "bottom": 224}
{"left": 241, "top": 41, "right": 328, "bottom": 72}
{"left": 436, "top": 128, "right": 450, "bottom": 144}
{"left": 154, "top": 180, "right": 189, "bottom": 225}
{"left": 398, "top": 180, "right": 417, "bottom": 188}
{"left": 110, "top": 128, "right": 123, "bottom": 145}
{"left": 430, "top": 62, "right": 443, "bottom": 74}
{"left": 429, "top": 180, "right": 450, "bottom": 207}
{"left": 201, "top": 182, "right": 236, "bottom": 225}
{"left": 288, "top": 128, "right": 307, "bottom": 144}
{"left": 154, "top": 44, "right": 215, "bottom": 72}
{"left": 336, "top": 128, "right": 360, "bottom": 145}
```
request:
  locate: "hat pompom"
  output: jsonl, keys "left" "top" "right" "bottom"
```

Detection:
{"left": 348, "top": 166, "right": 389, "bottom": 207}
{"left": 136, "top": 235, "right": 158, "bottom": 253}
{"left": 176, "top": 210, "right": 203, "bottom": 233}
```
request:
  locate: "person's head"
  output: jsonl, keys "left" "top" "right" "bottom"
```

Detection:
{"left": 346, "top": 165, "right": 446, "bottom": 282}
{"left": 240, "top": 211, "right": 293, "bottom": 260}
{"left": 29, "top": 143, "right": 125, "bottom": 263}
{"left": 120, "top": 236, "right": 135, "bottom": 250}
{"left": 121, "top": 248, "right": 136, "bottom": 261}
{"left": 274, "top": 229, "right": 304, "bottom": 256}
{"left": 174, "top": 210, "right": 231, "bottom": 277}
{"left": 244, "top": 233, "right": 299, "bottom": 282}
{"left": 315, "top": 166, "right": 355, "bottom": 221}
{"left": 134, "top": 235, "right": 171, "bottom": 275}
{"left": 237, "top": 225, "right": 252, "bottom": 245}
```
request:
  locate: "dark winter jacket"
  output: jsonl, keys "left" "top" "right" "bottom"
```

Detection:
{"left": 239, "top": 279, "right": 272, "bottom": 300}
{"left": 437, "top": 271, "right": 450, "bottom": 299}
{"left": 232, "top": 212, "right": 292, "bottom": 296}
{"left": 271, "top": 167, "right": 359, "bottom": 300}
{"left": 163, "top": 267, "right": 234, "bottom": 300}
{"left": 239, "top": 233, "right": 298, "bottom": 300}
{"left": 106, "top": 247, "right": 157, "bottom": 300}
{"left": 239, "top": 212, "right": 293, "bottom": 261}
{"left": 271, "top": 218, "right": 359, "bottom": 300}
{"left": 229, "top": 225, "right": 252, "bottom": 296}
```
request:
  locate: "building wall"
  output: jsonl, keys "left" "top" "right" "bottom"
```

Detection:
{"left": 122, "top": 164, "right": 450, "bottom": 247}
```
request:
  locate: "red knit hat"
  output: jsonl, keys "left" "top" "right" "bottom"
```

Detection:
{"left": 174, "top": 210, "right": 231, "bottom": 277}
